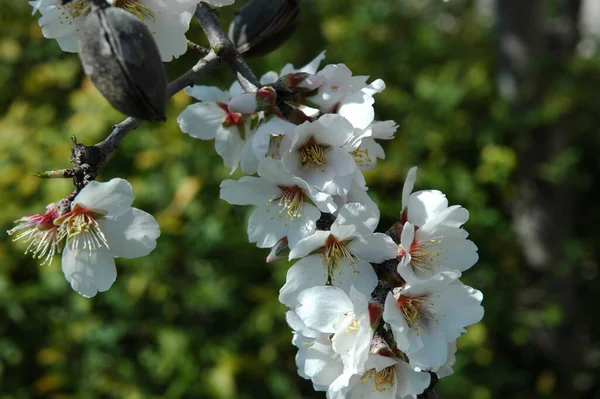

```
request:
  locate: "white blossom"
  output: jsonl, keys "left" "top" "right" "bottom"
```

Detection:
{"left": 383, "top": 271, "right": 484, "bottom": 370}
{"left": 55, "top": 178, "right": 160, "bottom": 297}
{"left": 30, "top": 0, "right": 200, "bottom": 61}
{"left": 220, "top": 158, "right": 336, "bottom": 248}
{"left": 178, "top": 83, "right": 251, "bottom": 173}
{"left": 329, "top": 353, "right": 431, "bottom": 399}
{"left": 279, "top": 203, "right": 397, "bottom": 307}
{"left": 281, "top": 114, "right": 358, "bottom": 196}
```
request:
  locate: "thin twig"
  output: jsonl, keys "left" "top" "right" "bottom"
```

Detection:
{"left": 94, "top": 51, "right": 220, "bottom": 158}
{"left": 194, "top": 3, "right": 260, "bottom": 92}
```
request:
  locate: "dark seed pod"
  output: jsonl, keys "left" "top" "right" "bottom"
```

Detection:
{"left": 77, "top": 2, "right": 167, "bottom": 121}
{"left": 228, "top": 0, "right": 301, "bottom": 58}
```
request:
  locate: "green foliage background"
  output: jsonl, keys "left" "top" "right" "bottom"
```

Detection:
{"left": 1, "top": 1, "right": 600, "bottom": 398}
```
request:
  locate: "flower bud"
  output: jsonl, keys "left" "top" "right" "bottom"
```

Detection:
{"left": 77, "top": 2, "right": 168, "bottom": 121}
{"left": 279, "top": 72, "right": 325, "bottom": 92}
{"left": 228, "top": 86, "right": 277, "bottom": 114}
{"left": 228, "top": 0, "right": 301, "bottom": 57}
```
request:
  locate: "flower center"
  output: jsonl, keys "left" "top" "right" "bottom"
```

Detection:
{"left": 299, "top": 138, "right": 327, "bottom": 168}
{"left": 351, "top": 147, "right": 372, "bottom": 168}
{"left": 274, "top": 186, "right": 305, "bottom": 219}
{"left": 360, "top": 365, "right": 395, "bottom": 393}
{"left": 8, "top": 204, "right": 62, "bottom": 265}
{"left": 405, "top": 236, "right": 444, "bottom": 275}
{"left": 56, "top": 203, "right": 109, "bottom": 254}
{"left": 113, "top": 0, "right": 154, "bottom": 21}
{"left": 217, "top": 102, "right": 244, "bottom": 127}
{"left": 322, "top": 234, "right": 353, "bottom": 274}
{"left": 63, "top": 0, "right": 91, "bottom": 18}
{"left": 396, "top": 294, "right": 437, "bottom": 333}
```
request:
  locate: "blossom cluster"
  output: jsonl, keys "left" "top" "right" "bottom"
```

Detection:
{"left": 30, "top": 0, "right": 235, "bottom": 61}
{"left": 177, "top": 53, "right": 485, "bottom": 397}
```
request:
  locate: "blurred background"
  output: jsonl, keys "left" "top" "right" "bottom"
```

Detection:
{"left": 1, "top": 0, "right": 600, "bottom": 398}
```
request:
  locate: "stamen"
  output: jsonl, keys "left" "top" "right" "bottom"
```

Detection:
{"left": 360, "top": 366, "right": 395, "bottom": 393}
{"left": 114, "top": 0, "right": 155, "bottom": 21}
{"left": 8, "top": 204, "right": 63, "bottom": 265}
{"left": 276, "top": 186, "right": 305, "bottom": 219}
{"left": 266, "top": 135, "right": 283, "bottom": 159}
{"left": 299, "top": 138, "right": 327, "bottom": 168}
{"left": 408, "top": 236, "right": 445, "bottom": 275}
{"left": 351, "top": 147, "right": 372, "bottom": 168}
{"left": 56, "top": 204, "right": 109, "bottom": 256}
{"left": 322, "top": 234, "right": 355, "bottom": 276}
{"left": 396, "top": 294, "right": 437, "bottom": 333}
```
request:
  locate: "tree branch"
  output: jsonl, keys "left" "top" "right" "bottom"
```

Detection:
{"left": 195, "top": 3, "right": 260, "bottom": 92}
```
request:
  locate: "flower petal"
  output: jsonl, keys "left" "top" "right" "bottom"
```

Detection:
{"left": 220, "top": 177, "right": 280, "bottom": 206}
{"left": 279, "top": 254, "right": 327, "bottom": 307}
{"left": 296, "top": 286, "right": 354, "bottom": 333}
{"left": 346, "top": 233, "right": 398, "bottom": 263}
{"left": 61, "top": 243, "right": 116, "bottom": 298}
{"left": 177, "top": 102, "right": 225, "bottom": 140}
{"left": 99, "top": 208, "right": 160, "bottom": 259}
{"left": 73, "top": 178, "right": 134, "bottom": 217}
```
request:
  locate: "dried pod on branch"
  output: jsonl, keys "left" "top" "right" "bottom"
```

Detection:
{"left": 228, "top": 0, "right": 301, "bottom": 57}
{"left": 77, "top": 1, "right": 167, "bottom": 121}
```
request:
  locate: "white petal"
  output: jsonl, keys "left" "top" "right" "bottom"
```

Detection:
{"left": 184, "top": 85, "right": 230, "bottom": 102}
{"left": 177, "top": 102, "right": 225, "bottom": 140}
{"left": 330, "top": 258, "right": 377, "bottom": 299}
{"left": 74, "top": 178, "right": 134, "bottom": 217}
{"left": 332, "top": 202, "right": 378, "bottom": 238}
{"left": 220, "top": 177, "right": 280, "bottom": 206}
{"left": 394, "top": 360, "right": 431, "bottom": 398}
{"left": 61, "top": 243, "right": 116, "bottom": 298}
{"left": 98, "top": 208, "right": 160, "bottom": 259}
{"left": 346, "top": 233, "right": 398, "bottom": 263}
{"left": 401, "top": 167, "right": 418, "bottom": 211}
{"left": 257, "top": 158, "right": 297, "bottom": 186}
{"left": 289, "top": 231, "right": 329, "bottom": 259}
{"left": 215, "top": 127, "right": 244, "bottom": 172}
{"left": 287, "top": 204, "right": 320, "bottom": 248}
{"left": 406, "top": 190, "right": 448, "bottom": 227}
{"left": 296, "top": 286, "right": 354, "bottom": 333}
{"left": 338, "top": 92, "right": 375, "bottom": 130}
{"left": 247, "top": 205, "right": 288, "bottom": 248}
{"left": 279, "top": 254, "right": 327, "bottom": 308}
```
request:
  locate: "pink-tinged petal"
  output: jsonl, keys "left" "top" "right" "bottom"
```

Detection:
{"left": 401, "top": 167, "right": 418, "bottom": 211}
{"left": 177, "top": 102, "right": 225, "bottom": 140}
{"left": 220, "top": 177, "right": 280, "bottom": 206}
{"left": 289, "top": 230, "right": 329, "bottom": 259}
{"left": 287, "top": 204, "right": 320, "bottom": 248}
{"left": 394, "top": 360, "right": 431, "bottom": 398}
{"left": 347, "top": 233, "right": 397, "bottom": 263}
{"left": 279, "top": 254, "right": 327, "bottom": 307}
{"left": 332, "top": 202, "right": 379, "bottom": 238}
{"left": 330, "top": 258, "right": 377, "bottom": 299}
{"left": 73, "top": 178, "right": 134, "bottom": 217}
{"left": 98, "top": 208, "right": 160, "bottom": 259}
{"left": 247, "top": 205, "right": 288, "bottom": 248}
{"left": 183, "top": 85, "right": 230, "bottom": 102}
{"left": 61, "top": 243, "right": 116, "bottom": 298}
{"left": 215, "top": 127, "right": 244, "bottom": 173}
{"left": 296, "top": 286, "right": 354, "bottom": 333}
